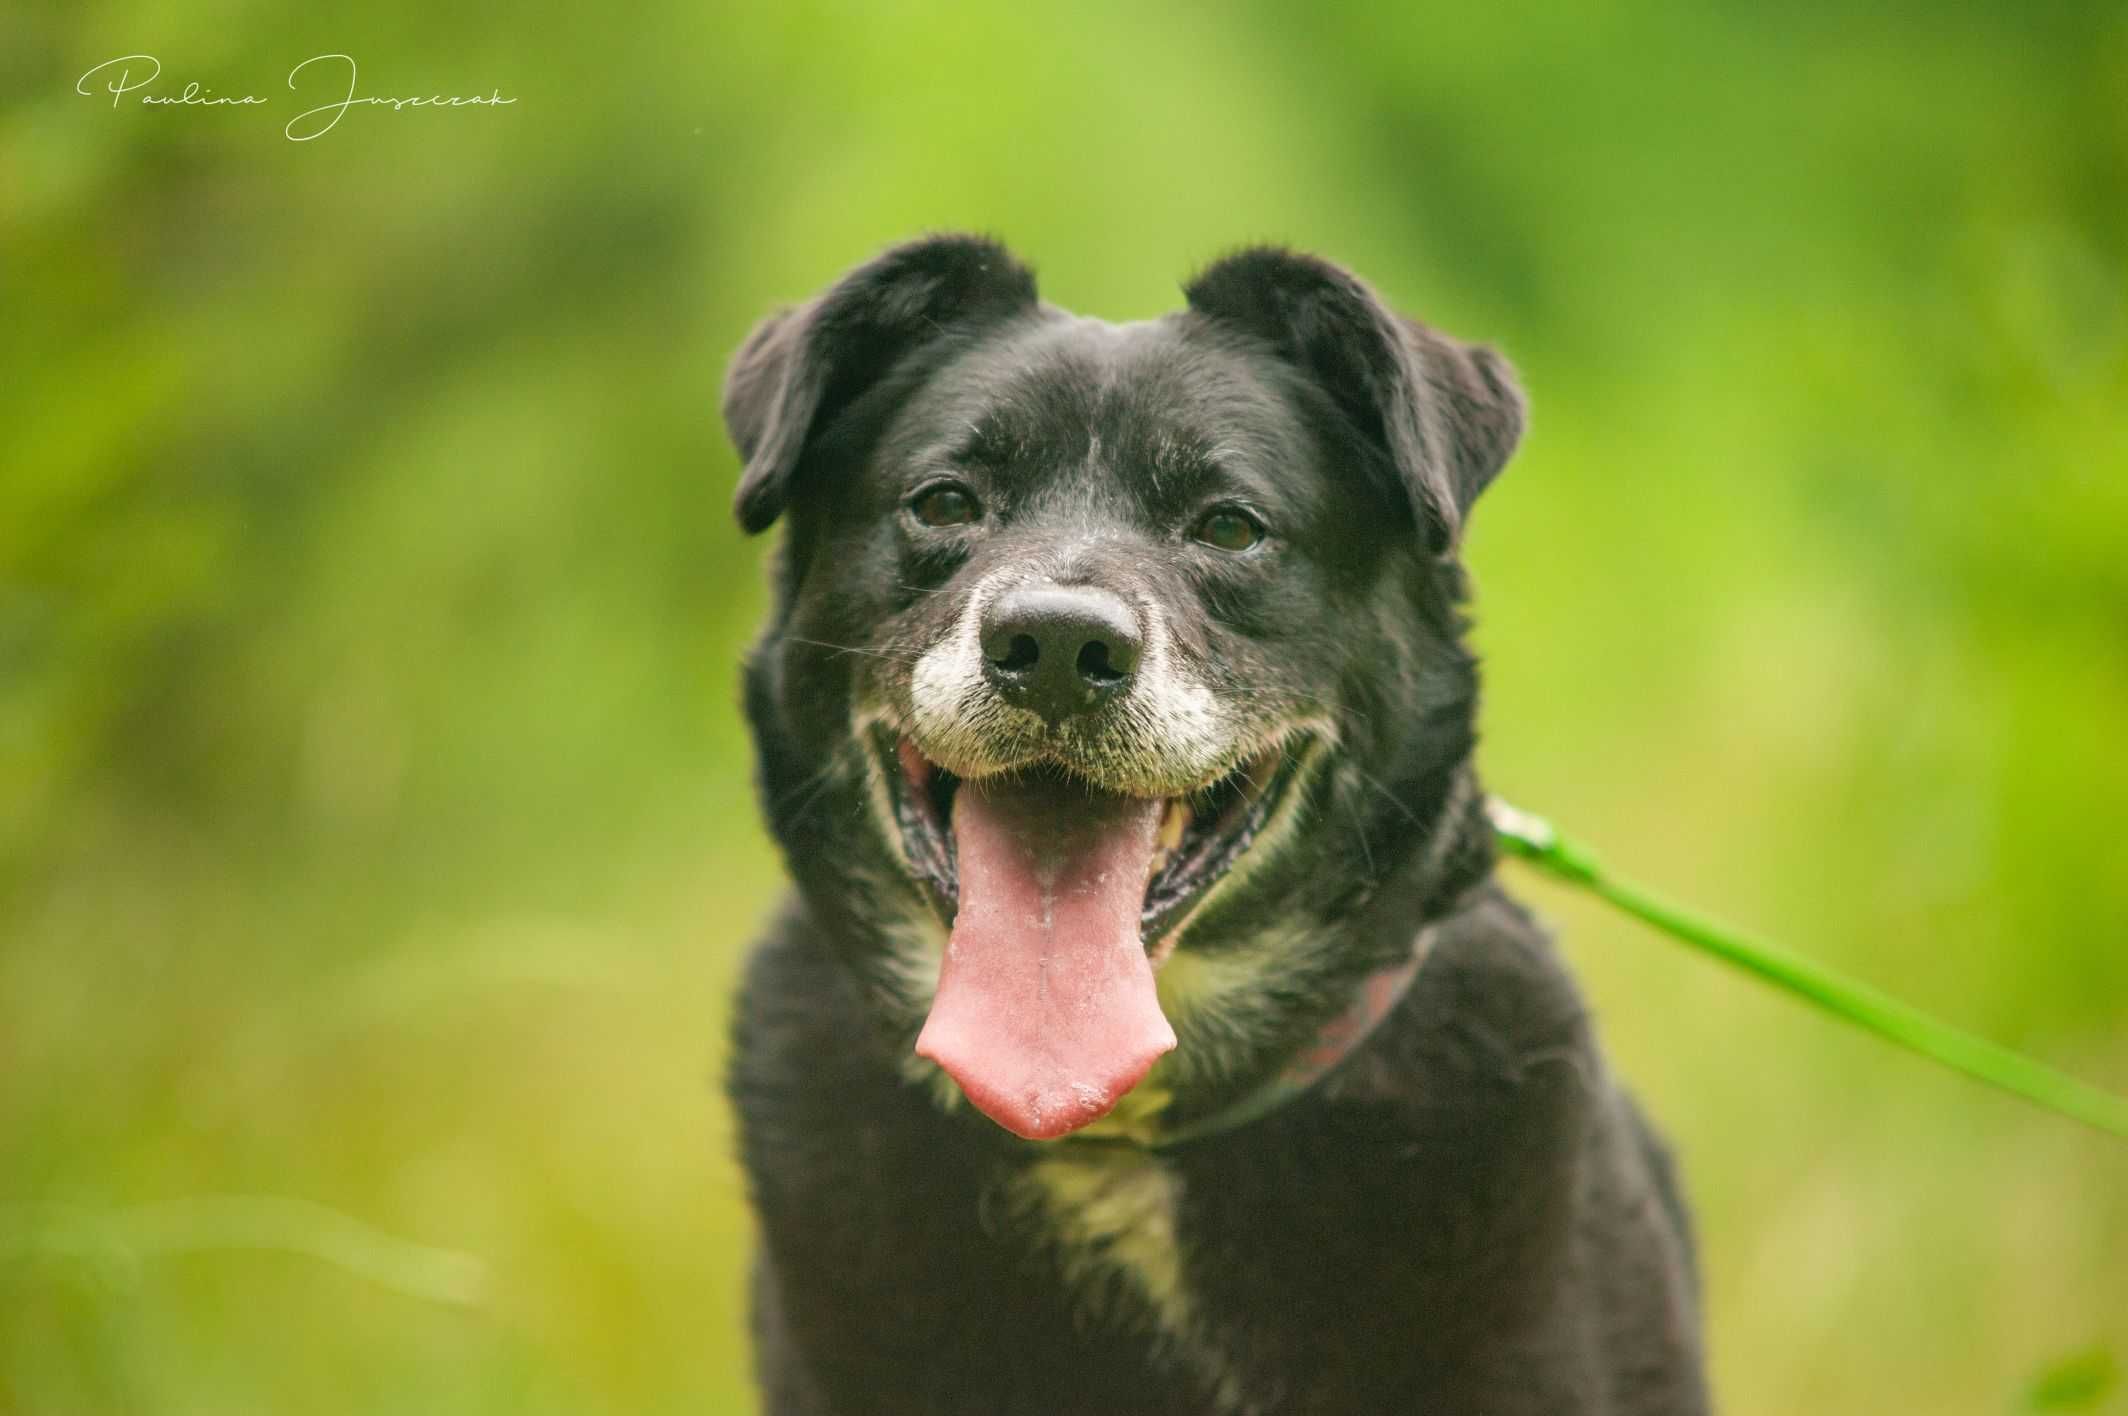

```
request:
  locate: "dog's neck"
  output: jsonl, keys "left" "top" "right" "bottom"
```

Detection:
{"left": 1064, "top": 762, "right": 1494, "bottom": 1149}
{"left": 1019, "top": 917, "right": 1438, "bottom": 1153}
{"left": 1141, "top": 924, "right": 1436, "bottom": 1149}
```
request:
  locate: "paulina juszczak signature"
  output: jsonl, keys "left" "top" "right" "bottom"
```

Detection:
{"left": 75, "top": 54, "right": 516, "bottom": 141}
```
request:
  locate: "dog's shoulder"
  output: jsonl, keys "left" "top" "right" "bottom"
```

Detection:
{"left": 727, "top": 898, "right": 916, "bottom": 1143}
{"left": 1325, "top": 881, "right": 1597, "bottom": 1123}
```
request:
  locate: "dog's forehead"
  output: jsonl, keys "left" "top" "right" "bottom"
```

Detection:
{"left": 893, "top": 311, "right": 1303, "bottom": 475}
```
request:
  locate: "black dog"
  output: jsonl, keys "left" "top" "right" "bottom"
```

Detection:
{"left": 722, "top": 235, "right": 1709, "bottom": 1414}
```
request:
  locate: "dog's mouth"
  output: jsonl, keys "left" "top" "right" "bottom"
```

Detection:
{"left": 876, "top": 728, "right": 1313, "bottom": 1142}
{"left": 882, "top": 732, "right": 1309, "bottom": 947}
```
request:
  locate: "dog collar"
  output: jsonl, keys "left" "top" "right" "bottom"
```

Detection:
{"left": 1138, "top": 926, "right": 1437, "bottom": 1150}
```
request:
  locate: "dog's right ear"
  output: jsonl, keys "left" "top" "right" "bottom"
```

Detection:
{"left": 723, "top": 235, "right": 1039, "bottom": 535}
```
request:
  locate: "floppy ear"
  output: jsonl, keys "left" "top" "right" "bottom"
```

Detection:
{"left": 1183, "top": 248, "right": 1524, "bottom": 552}
{"left": 723, "top": 234, "right": 1039, "bottom": 534}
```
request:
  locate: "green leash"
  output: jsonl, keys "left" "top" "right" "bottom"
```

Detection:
{"left": 1488, "top": 799, "right": 2128, "bottom": 1141}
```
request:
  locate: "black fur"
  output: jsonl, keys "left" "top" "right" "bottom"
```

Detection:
{"left": 722, "top": 235, "right": 1710, "bottom": 1414}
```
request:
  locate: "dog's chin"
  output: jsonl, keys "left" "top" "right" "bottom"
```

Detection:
{"left": 873, "top": 724, "right": 1318, "bottom": 961}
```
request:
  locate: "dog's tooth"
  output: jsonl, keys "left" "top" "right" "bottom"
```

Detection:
{"left": 1159, "top": 800, "right": 1190, "bottom": 851}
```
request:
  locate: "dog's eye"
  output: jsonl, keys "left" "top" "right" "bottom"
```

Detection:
{"left": 1190, "top": 506, "right": 1265, "bottom": 553}
{"left": 909, "top": 483, "right": 981, "bottom": 528}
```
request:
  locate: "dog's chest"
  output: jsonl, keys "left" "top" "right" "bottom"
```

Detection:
{"left": 1013, "top": 1146, "right": 1254, "bottom": 1415}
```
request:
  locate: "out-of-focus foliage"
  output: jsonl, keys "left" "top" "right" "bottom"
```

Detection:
{"left": 3, "top": 2, "right": 2124, "bottom": 1412}
{"left": 2027, "top": 1347, "right": 2120, "bottom": 1411}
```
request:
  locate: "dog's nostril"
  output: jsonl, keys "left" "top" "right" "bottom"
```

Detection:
{"left": 1076, "top": 640, "right": 1124, "bottom": 684}
{"left": 994, "top": 633, "right": 1040, "bottom": 673}
{"left": 979, "top": 583, "right": 1143, "bottom": 723}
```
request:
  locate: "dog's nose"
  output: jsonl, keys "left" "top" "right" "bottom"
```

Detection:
{"left": 980, "top": 585, "right": 1142, "bottom": 723}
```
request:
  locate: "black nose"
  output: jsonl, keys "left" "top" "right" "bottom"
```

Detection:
{"left": 980, "top": 585, "right": 1143, "bottom": 724}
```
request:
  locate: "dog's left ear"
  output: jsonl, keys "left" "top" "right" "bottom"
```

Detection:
{"left": 724, "top": 234, "right": 1039, "bottom": 535}
{"left": 1184, "top": 248, "right": 1524, "bottom": 552}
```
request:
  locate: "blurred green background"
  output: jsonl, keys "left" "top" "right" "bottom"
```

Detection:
{"left": 4, "top": 2, "right": 2125, "bottom": 1412}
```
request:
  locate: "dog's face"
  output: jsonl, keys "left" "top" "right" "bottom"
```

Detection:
{"left": 726, "top": 237, "right": 1522, "bottom": 1141}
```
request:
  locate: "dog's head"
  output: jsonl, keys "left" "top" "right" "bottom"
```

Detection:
{"left": 726, "top": 235, "right": 1521, "bottom": 1141}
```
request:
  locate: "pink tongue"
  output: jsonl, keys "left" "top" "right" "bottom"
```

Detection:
{"left": 914, "top": 774, "right": 1176, "bottom": 1140}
